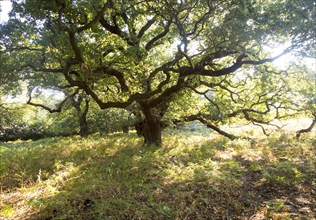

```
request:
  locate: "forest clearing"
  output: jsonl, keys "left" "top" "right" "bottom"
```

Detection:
{"left": 1, "top": 121, "right": 315, "bottom": 219}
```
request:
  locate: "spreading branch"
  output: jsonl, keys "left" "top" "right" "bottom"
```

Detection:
{"left": 296, "top": 113, "right": 316, "bottom": 139}
{"left": 185, "top": 114, "right": 238, "bottom": 140}
{"left": 27, "top": 88, "right": 79, "bottom": 113}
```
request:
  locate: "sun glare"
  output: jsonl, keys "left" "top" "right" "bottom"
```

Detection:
{"left": 265, "top": 42, "right": 315, "bottom": 68}
{"left": 0, "top": 0, "right": 12, "bottom": 23}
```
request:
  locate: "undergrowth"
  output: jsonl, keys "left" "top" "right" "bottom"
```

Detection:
{"left": 0, "top": 128, "right": 315, "bottom": 219}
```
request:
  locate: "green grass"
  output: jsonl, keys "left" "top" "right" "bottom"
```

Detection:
{"left": 0, "top": 128, "right": 315, "bottom": 220}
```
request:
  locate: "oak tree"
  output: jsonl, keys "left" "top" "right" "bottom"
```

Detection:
{"left": 0, "top": 0, "right": 314, "bottom": 145}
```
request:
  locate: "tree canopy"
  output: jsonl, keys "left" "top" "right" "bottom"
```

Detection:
{"left": 0, "top": 0, "right": 315, "bottom": 145}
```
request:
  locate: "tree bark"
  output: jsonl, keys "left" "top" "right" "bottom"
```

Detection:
{"left": 142, "top": 117, "right": 162, "bottom": 146}
{"left": 138, "top": 106, "right": 163, "bottom": 146}
{"left": 79, "top": 119, "right": 89, "bottom": 137}
{"left": 74, "top": 98, "right": 89, "bottom": 138}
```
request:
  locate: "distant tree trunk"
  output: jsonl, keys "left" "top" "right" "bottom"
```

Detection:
{"left": 135, "top": 122, "right": 143, "bottom": 136}
{"left": 79, "top": 119, "right": 89, "bottom": 137}
{"left": 122, "top": 125, "right": 129, "bottom": 134}
{"left": 74, "top": 98, "right": 89, "bottom": 138}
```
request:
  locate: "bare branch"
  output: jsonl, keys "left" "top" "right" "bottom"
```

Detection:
{"left": 296, "top": 113, "right": 316, "bottom": 139}
{"left": 27, "top": 88, "right": 79, "bottom": 113}
{"left": 138, "top": 18, "right": 156, "bottom": 39}
{"left": 185, "top": 114, "right": 238, "bottom": 140}
{"left": 77, "top": 3, "right": 108, "bottom": 32}
{"left": 145, "top": 20, "right": 172, "bottom": 51}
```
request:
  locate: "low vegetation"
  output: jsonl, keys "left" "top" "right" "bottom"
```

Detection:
{"left": 1, "top": 122, "right": 315, "bottom": 220}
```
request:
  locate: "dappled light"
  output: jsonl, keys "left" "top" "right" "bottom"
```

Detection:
{"left": 1, "top": 0, "right": 315, "bottom": 219}
{"left": 1, "top": 124, "right": 315, "bottom": 219}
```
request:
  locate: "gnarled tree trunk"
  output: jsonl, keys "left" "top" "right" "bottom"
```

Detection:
{"left": 140, "top": 117, "right": 162, "bottom": 146}
{"left": 137, "top": 106, "right": 163, "bottom": 146}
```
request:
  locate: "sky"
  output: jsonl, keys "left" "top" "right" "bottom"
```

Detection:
{"left": 0, "top": 1, "right": 12, "bottom": 23}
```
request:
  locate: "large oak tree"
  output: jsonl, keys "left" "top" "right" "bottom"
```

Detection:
{"left": 0, "top": 0, "right": 315, "bottom": 145}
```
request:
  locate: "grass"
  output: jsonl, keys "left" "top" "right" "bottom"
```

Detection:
{"left": 0, "top": 125, "right": 315, "bottom": 220}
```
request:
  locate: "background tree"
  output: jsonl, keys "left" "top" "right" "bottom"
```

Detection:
{"left": 289, "top": 64, "right": 316, "bottom": 138}
{"left": 26, "top": 87, "right": 91, "bottom": 137}
{"left": 0, "top": 0, "right": 314, "bottom": 145}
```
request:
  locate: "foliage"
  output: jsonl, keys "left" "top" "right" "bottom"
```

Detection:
{"left": 0, "top": 124, "right": 315, "bottom": 219}
{"left": 88, "top": 103, "right": 133, "bottom": 134}
{"left": 0, "top": 89, "right": 136, "bottom": 141}
{"left": 0, "top": 0, "right": 314, "bottom": 145}
{"left": 0, "top": 101, "right": 73, "bottom": 141}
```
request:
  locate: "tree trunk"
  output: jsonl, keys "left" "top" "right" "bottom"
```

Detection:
{"left": 79, "top": 116, "right": 89, "bottom": 137}
{"left": 137, "top": 107, "right": 163, "bottom": 146}
{"left": 141, "top": 117, "right": 162, "bottom": 146}
{"left": 136, "top": 100, "right": 171, "bottom": 146}
{"left": 74, "top": 98, "right": 89, "bottom": 138}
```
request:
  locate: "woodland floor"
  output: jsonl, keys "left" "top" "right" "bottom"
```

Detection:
{"left": 0, "top": 120, "right": 315, "bottom": 219}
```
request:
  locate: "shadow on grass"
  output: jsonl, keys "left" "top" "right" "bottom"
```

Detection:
{"left": 24, "top": 133, "right": 170, "bottom": 220}
{"left": 1, "top": 132, "right": 315, "bottom": 219}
